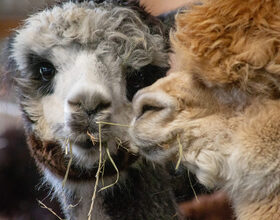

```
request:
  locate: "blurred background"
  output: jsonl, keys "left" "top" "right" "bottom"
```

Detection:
{"left": 0, "top": 1, "right": 63, "bottom": 219}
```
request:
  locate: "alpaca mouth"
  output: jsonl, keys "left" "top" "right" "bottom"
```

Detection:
{"left": 75, "top": 138, "right": 105, "bottom": 149}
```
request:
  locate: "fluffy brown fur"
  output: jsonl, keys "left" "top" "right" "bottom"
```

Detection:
{"left": 129, "top": 0, "right": 280, "bottom": 219}
{"left": 174, "top": 0, "right": 280, "bottom": 97}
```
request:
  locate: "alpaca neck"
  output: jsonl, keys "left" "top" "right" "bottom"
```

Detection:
{"left": 234, "top": 194, "right": 280, "bottom": 220}
{"left": 48, "top": 159, "right": 179, "bottom": 220}
{"left": 63, "top": 192, "right": 110, "bottom": 220}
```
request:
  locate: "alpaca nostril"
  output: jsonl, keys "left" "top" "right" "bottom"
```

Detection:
{"left": 138, "top": 104, "right": 164, "bottom": 119}
{"left": 68, "top": 100, "right": 82, "bottom": 109}
{"left": 86, "top": 101, "right": 111, "bottom": 116}
{"left": 68, "top": 94, "right": 111, "bottom": 116}
{"left": 142, "top": 104, "right": 163, "bottom": 116}
{"left": 134, "top": 91, "right": 175, "bottom": 121}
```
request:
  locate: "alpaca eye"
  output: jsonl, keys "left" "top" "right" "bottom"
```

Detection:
{"left": 39, "top": 63, "right": 56, "bottom": 81}
{"left": 126, "top": 64, "right": 168, "bottom": 101}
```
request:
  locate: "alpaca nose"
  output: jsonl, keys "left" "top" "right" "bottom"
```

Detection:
{"left": 133, "top": 90, "right": 174, "bottom": 120}
{"left": 67, "top": 89, "right": 111, "bottom": 116}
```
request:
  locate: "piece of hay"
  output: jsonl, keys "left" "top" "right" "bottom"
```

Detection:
{"left": 187, "top": 169, "right": 199, "bottom": 202}
{"left": 175, "top": 134, "right": 183, "bottom": 170}
{"left": 64, "top": 138, "right": 69, "bottom": 155}
{"left": 175, "top": 135, "right": 199, "bottom": 201}
{"left": 115, "top": 137, "right": 130, "bottom": 152}
{"left": 86, "top": 121, "right": 129, "bottom": 218}
{"left": 115, "top": 137, "right": 124, "bottom": 149}
{"left": 96, "top": 121, "right": 130, "bottom": 127}
{"left": 87, "top": 131, "right": 97, "bottom": 145}
{"left": 99, "top": 147, "right": 120, "bottom": 192}
{"left": 62, "top": 142, "right": 73, "bottom": 188}
{"left": 66, "top": 198, "right": 82, "bottom": 210}
{"left": 87, "top": 123, "right": 103, "bottom": 220}
{"left": 101, "top": 156, "right": 107, "bottom": 187}
{"left": 38, "top": 200, "right": 64, "bottom": 220}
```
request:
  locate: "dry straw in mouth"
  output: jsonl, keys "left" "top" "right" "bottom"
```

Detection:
{"left": 39, "top": 121, "right": 130, "bottom": 219}
{"left": 62, "top": 141, "right": 73, "bottom": 188}
{"left": 87, "top": 123, "right": 103, "bottom": 220}
{"left": 175, "top": 134, "right": 183, "bottom": 170}
{"left": 88, "top": 121, "right": 129, "bottom": 219}
{"left": 176, "top": 134, "right": 199, "bottom": 202}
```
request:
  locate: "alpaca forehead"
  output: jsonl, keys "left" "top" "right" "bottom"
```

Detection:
{"left": 12, "top": 4, "right": 115, "bottom": 59}
{"left": 17, "top": 3, "right": 108, "bottom": 45}
{"left": 54, "top": 49, "right": 111, "bottom": 78}
{"left": 12, "top": 1, "right": 168, "bottom": 71}
{"left": 13, "top": 2, "right": 151, "bottom": 51}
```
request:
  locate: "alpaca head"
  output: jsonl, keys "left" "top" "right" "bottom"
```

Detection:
{"left": 130, "top": 0, "right": 280, "bottom": 204}
{"left": 7, "top": 1, "right": 169, "bottom": 177}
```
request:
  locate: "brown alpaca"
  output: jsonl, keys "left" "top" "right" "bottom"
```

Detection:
{"left": 129, "top": 0, "right": 280, "bottom": 219}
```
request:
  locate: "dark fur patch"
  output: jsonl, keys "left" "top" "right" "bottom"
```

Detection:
{"left": 24, "top": 54, "right": 56, "bottom": 96}
{"left": 104, "top": 160, "right": 182, "bottom": 220}
{"left": 126, "top": 64, "right": 168, "bottom": 101}
{"left": 103, "top": 159, "right": 180, "bottom": 220}
{"left": 27, "top": 132, "right": 138, "bottom": 182}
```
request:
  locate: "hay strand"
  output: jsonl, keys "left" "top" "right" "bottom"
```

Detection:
{"left": 87, "top": 131, "right": 97, "bottom": 145}
{"left": 99, "top": 147, "right": 120, "bottom": 192}
{"left": 115, "top": 137, "right": 123, "bottom": 149}
{"left": 187, "top": 169, "right": 199, "bottom": 202}
{"left": 96, "top": 121, "right": 130, "bottom": 127}
{"left": 101, "top": 156, "right": 107, "bottom": 187}
{"left": 175, "top": 134, "right": 183, "bottom": 170}
{"left": 62, "top": 142, "right": 73, "bottom": 188}
{"left": 66, "top": 198, "right": 82, "bottom": 210}
{"left": 86, "top": 121, "right": 129, "bottom": 218}
{"left": 38, "top": 200, "right": 64, "bottom": 220}
{"left": 87, "top": 123, "right": 103, "bottom": 220}
{"left": 64, "top": 138, "right": 69, "bottom": 155}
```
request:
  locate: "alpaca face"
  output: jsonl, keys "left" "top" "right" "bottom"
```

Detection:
{"left": 129, "top": 72, "right": 227, "bottom": 175}
{"left": 130, "top": 65, "right": 280, "bottom": 202}
{"left": 130, "top": 0, "right": 280, "bottom": 205}
{"left": 10, "top": 2, "right": 168, "bottom": 169}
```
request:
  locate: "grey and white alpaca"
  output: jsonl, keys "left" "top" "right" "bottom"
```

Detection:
{"left": 3, "top": 0, "right": 187, "bottom": 219}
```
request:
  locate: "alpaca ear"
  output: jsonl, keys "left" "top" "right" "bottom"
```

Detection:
{"left": 157, "top": 11, "right": 176, "bottom": 48}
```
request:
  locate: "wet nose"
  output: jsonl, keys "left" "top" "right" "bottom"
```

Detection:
{"left": 133, "top": 89, "right": 175, "bottom": 120}
{"left": 67, "top": 88, "right": 111, "bottom": 116}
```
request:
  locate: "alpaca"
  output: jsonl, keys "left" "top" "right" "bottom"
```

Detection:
{"left": 4, "top": 0, "right": 185, "bottom": 219}
{"left": 129, "top": 0, "right": 280, "bottom": 219}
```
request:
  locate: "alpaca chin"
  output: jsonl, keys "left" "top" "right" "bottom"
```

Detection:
{"left": 71, "top": 139, "right": 118, "bottom": 170}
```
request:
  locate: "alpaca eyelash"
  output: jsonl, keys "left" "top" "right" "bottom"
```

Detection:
{"left": 28, "top": 54, "right": 56, "bottom": 77}
{"left": 25, "top": 54, "right": 56, "bottom": 96}
{"left": 38, "top": 62, "right": 56, "bottom": 82}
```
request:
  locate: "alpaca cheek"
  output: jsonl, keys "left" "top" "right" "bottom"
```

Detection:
{"left": 29, "top": 96, "right": 65, "bottom": 140}
{"left": 41, "top": 95, "right": 65, "bottom": 126}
